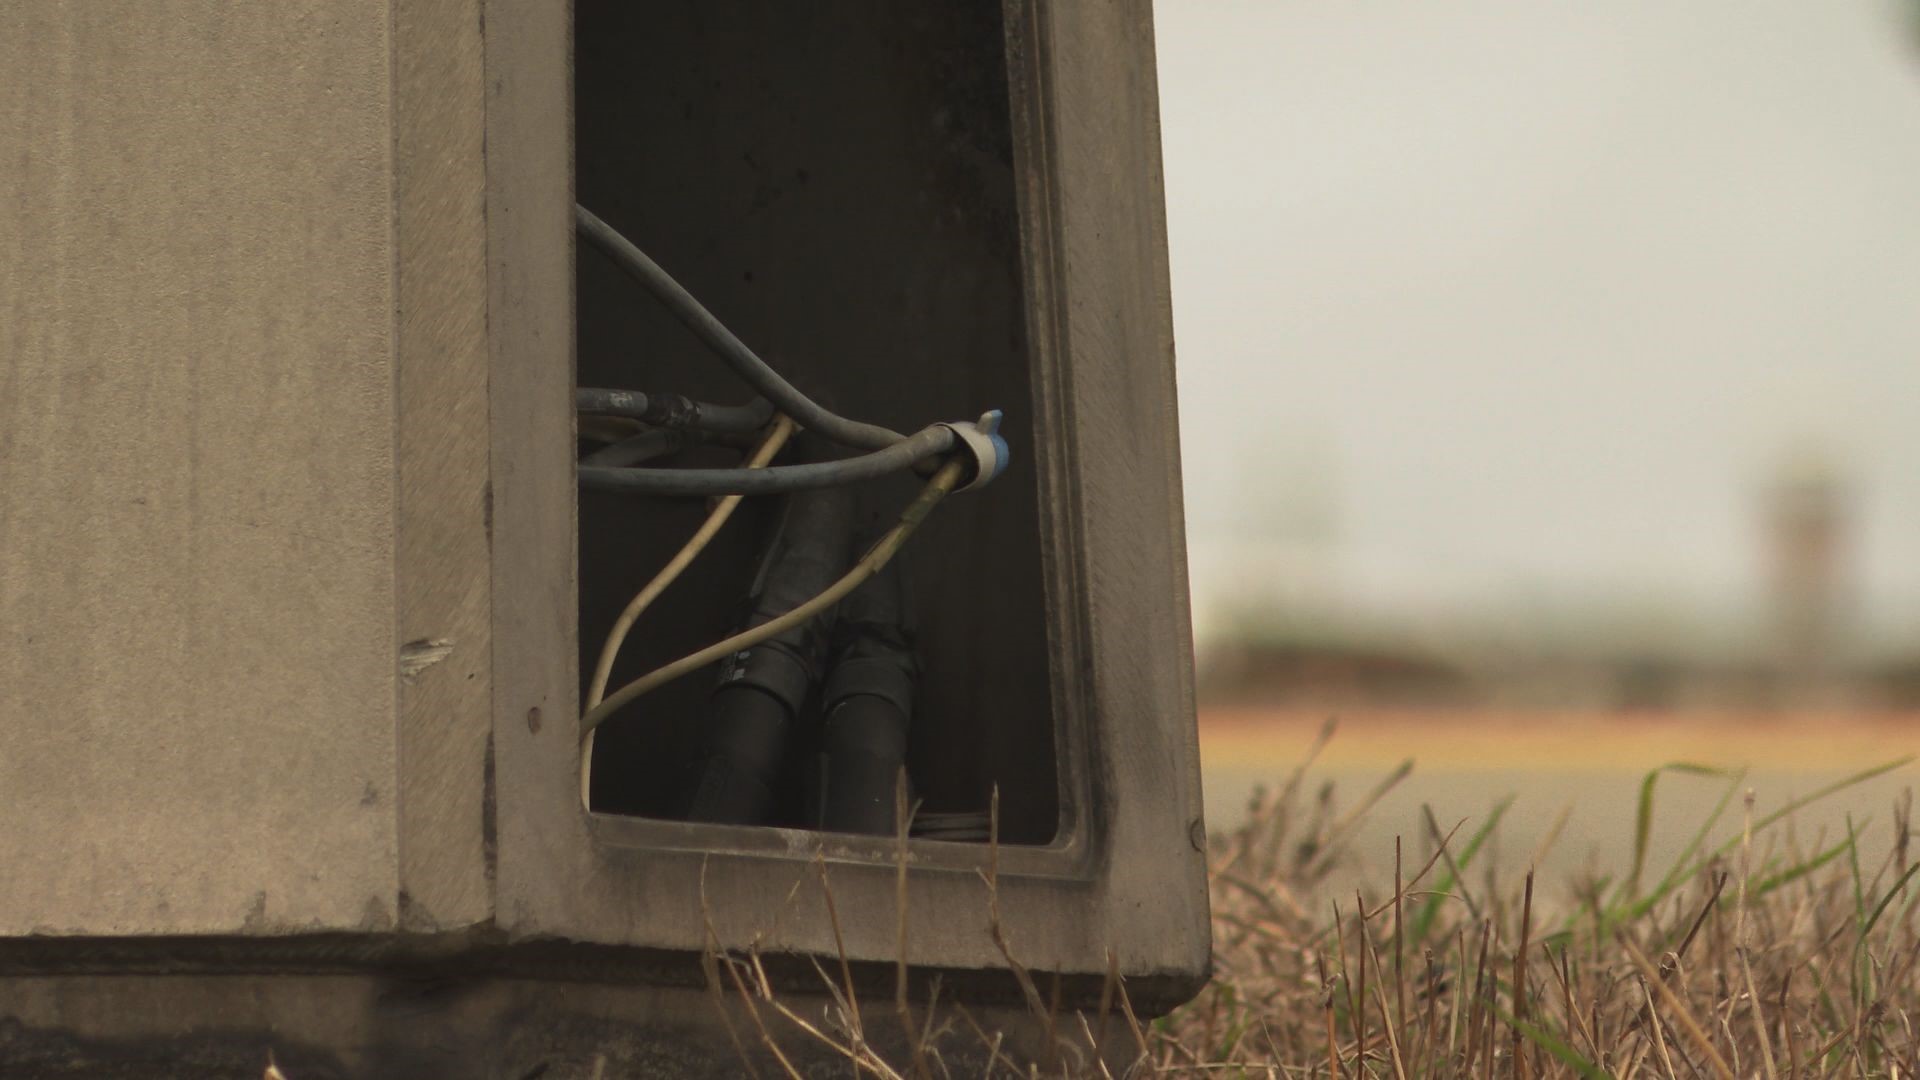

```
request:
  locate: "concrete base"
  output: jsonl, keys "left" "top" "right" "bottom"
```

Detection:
{"left": 0, "top": 971, "right": 1127, "bottom": 1079}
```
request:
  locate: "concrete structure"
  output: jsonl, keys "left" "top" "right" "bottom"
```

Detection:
{"left": 0, "top": 2, "right": 1205, "bottom": 1074}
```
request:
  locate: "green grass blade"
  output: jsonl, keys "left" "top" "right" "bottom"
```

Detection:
{"left": 1491, "top": 1004, "right": 1613, "bottom": 1080}
{"left": 1846, "top": 813, "right": 1867, "bottom": 924}
{"left": 1409, "top": 794, "right": 1514, "bottom": 948}
{"left": 1625, "top": 763, "right": 1728, "bottom": 900}
{"left": 1612, "top": 759, "right": 1911, "bottom": 928}
{"left": 1651, "top": 768, "right": 1747, "bottom": 894}
{"left": 1860, "top": 862, "right": 1920, "bottom": 945}
{"left": 1608, "top": 770, "right": 1750, "bottom": 931}
{"left": 1717, "top": 757, "right": 1913, "bottom": 864}
{"left": 1843, "top": 814, "right": 1871, "bottom": 1006}
{"left": 1747, "top": 833, "right": 1856, "bottom": 900}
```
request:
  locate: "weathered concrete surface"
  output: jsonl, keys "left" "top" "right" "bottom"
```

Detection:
{"left": 0, "top": 0, "right": 499, "bottom": 936}
{"left": 0, "top": 972, "right": 1100, "bottom": 1079}
{"left": 391, "top": 0, "right": 494, "bottom": 933}
{"left": 0, "top": 0, "right": 1207, "bottom": 1007}
{"left": 0, "top": 2, "right": 404, "bottom": 934}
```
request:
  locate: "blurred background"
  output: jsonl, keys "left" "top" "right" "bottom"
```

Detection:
{"left": 1156, "top": 0, "right": 1920, "bottom": 870}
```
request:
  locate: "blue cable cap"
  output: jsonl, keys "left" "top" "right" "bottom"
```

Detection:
{"left": 940, "top": 409, "right": 1011, "bottom": 492}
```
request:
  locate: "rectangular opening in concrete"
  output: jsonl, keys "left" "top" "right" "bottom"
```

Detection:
{"left": 575, "top": 2, "right": 1062, "bottom": 845}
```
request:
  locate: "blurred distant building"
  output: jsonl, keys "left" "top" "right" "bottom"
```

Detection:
{"left": 1193, "top": 447, "right": 1908, "bottom": 717}
{"left": 1761, "top": 453, "right": 1850, "bottom": 706}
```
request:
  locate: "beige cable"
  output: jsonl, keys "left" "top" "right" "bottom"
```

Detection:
{"left": 583, "top": 414, "right": 795, "bottom": 710}
{"left": 579, "top": 457, "right": 965, "bottom": 742}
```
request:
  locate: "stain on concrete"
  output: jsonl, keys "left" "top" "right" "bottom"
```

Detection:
{"left": 398, "top": 639, "right": 454, "bottom": 684}
{"left": 241, "top": 892, "right": 270, "bottom": 934}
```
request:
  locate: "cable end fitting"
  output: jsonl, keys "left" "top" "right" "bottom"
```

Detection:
{"left": 938, "top": 410, "right": 1011, "bottom": 492}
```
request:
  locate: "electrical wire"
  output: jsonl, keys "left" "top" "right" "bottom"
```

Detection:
{"left": 575, "top": 204, "right": 906, "bottom": 452}
{"left": 578, "top": 412, "right": 650, "bottom": 445}
{"left": 577, "top": 423, "right": 955, "bottom": 497}
{"left": 579, "top": 427, "right": 689, "bottom": 468}
{"left": 583, "top": 415, "right": 796, "bottom": 710}
{"left": 578, "top": 455, "right": 966, "bottom": 740}
{"left": 575, "top": 387, "right": 773, "bottom": 434}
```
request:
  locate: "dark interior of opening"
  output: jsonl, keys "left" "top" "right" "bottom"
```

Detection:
{"left": 576, "top": 2, "right": 1059, "bottom": 844}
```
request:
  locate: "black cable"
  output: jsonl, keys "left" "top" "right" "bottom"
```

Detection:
{"left": 817, "top": 550, "right": 917, "bottom": 836}
{"left": 575, "top": 387, "right": 773, "bottom": 434}
{"left": 684, "top": 479, "right": 854, "bottom": 826}
{"left": 579, "top": 427, "right": 689, "bottom": 468}
{"left": 575, "top": 204, "right": 906, "bottom": 451}
{"left": 578, "top": 425, "right": 955, "bottom": 498}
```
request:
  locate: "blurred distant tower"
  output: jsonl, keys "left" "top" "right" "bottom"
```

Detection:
{"left": 1761, "top": 452, "right": 1850, "bottom": 706}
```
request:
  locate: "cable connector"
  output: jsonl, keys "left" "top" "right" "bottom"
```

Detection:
{"left": 936, "top": 410, "right": 1010, "bottom": 492}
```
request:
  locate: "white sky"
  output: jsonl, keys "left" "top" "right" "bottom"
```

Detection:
{"left": 1155, "top": 1, "right": 1920, "bottom": 640}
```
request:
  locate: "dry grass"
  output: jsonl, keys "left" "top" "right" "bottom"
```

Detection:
{"left": 707, "top": 720, "right": 1920, "bottom": 1078}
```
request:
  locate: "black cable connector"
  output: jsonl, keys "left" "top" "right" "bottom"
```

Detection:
{"left": 683, "top": 479, "right": 854, "bottom": 826}
{"left": 816, "top": 550, "right": 918, "bottom": 836}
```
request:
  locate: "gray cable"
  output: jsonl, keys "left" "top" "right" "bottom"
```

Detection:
{"left": 575, "top": 204, "right": 906, "bottom": 451}
{"left": 579, "top": 428, "right": 689, "bottom": 468}
{"left": 575, "top": 387, "right": 773, "bottom": 434}
{"left": 579, "top": 425, "right": 955, "bottom": 498}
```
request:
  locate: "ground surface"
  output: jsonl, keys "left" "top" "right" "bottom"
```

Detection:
{"left": 1199, "top": 707, "right": 1920, "bottom": 882}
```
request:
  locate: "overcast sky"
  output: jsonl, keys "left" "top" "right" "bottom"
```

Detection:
{"left": 1155, "top": 1, "right": 1920, "bottom": 642}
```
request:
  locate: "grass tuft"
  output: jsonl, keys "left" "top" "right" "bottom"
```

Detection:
{"left": 703, "top": 737, "right": 1916, "bottom": 1077}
